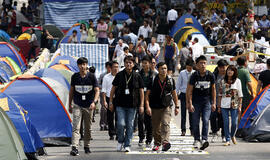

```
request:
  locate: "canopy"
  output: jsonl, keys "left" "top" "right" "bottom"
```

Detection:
{"left": 2, "top": 76, "right": 72, "bottom": 145}
{"left": 0, "top": 107, "right": 27, "bottom": 160}
{"left": 0, "top": 93, "right": 44, "bottom": 153}
{"left": 43, "top": 24, "right": 65, "bottom": 40}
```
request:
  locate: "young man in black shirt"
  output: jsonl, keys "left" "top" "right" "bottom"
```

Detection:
{"left": 69, "top": 57, "right": 100, "bottom": 156}
{"left": 257, "top": 58, "right": 270, "bottom": 94}
{"left": 186, "top": 55, "right": 216, "bottom": 150}
{"left": 138, "top": 55, "right": 155, "bottom": 147}
{"left": 145, "top": 62, "right": 180, "bottom": 151}
{"left": 109, "top": 56, "right": 144, "bottom": 152}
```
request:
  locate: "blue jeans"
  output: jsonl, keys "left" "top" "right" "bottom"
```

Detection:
{"left": 221, "top": 108, "right": 238, "bottom": 142}
{"left": 180, "top": 93, "right": 193, "bottom": 132}
{"left": 116, "top": 106, "right": 136, "bottom": 147}
{"left": 192, "top": 102, "right": 211, "bottom": 141}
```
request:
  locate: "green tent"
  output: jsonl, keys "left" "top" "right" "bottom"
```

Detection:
{"left": 55, "top": 69, "right": 73, "bottom": 84}
{"left": 0, "top": 107, "right": 27, "bottom": 160}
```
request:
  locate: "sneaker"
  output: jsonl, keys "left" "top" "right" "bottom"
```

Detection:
{"left": 124, "top": 147, "right": 131, "bottom": 152}
{"left": 145, "top": 141, "right": 151, "bottom": 148}
{"left": 211, "top": 133, "right": 218, "bottom": 143}
{"left": 116, "top": 143, "right": 123, "bottom": 152}
{"left": 224, "top": 141, "right": 230, "bottom": 146}
{"left": 70, "top": 146, "right": 79, "bottom": 156}
{"left": 232, "top": 137, "right": 237, "bottom": 144}
{"left": 181, "top": 131, "right": 186, "bottom": 136}
{"left": 193, "top": 140, "right": 201, "bottom": 149}
{"left": 84, "top": 147, "right": 91, "bottom": 154}
{"left": 200, "top": 140, "right": 209, "bottom": 150}
{"left": 162, "top": 142, "right": 171, "bottom": 151}
{"left": 222, "top": 137, "right": 226, "bottom": 143}
{"left": 138, "top": 139, "right": 144, "bottom": 146}
{"left": 109, "top": 136, "right": 114, "bottom": 140}
{"left": 152, "top": 145, "right": 160, "bottom": 151}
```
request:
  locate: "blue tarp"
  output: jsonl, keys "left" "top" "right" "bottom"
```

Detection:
{"left": 3, "top": 77, "right": 72, "bottom": 143}
{"left": 34, "top": 68, "right": 70, "bottom": 89}
{"left": 170, "top": 14, "right": 206, "bottom": 37}
{"left": 0, "top": 93, "right": 44, "bottom": 153}
{"left": 44, "top": 0, "right": 100, "bottom": 29}
{"left": 48, "top": 55, "right": 79, "bottom": 72}
{"left": 0, "top": 43, "right": 26, "bottom": 72}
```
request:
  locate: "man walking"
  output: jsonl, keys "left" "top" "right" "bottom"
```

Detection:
{"left": 186, "top": 55, "right": 216, "bottom": 150}
{"left": 102, "top": 61, "right": 119, "bottom": 140}
{"left": 145, "top": 62, "right": 180, "bottom": 151}
{"left": 69, "top": 57, "right": 100, "bottom": 156}
{"left": 176, "top": 59, "right": 195, "bottom": 136}
{"left": 109, "top": 56, "right": 144, "bottom": 152}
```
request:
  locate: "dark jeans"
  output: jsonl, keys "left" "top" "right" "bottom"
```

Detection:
{"left": 165, "top": 58, "right": 175, "bottom": 72}
{"left": 192, "top": 101, "right": 211, "bottom": 141}
{"left": 179, "top": 93, "right": 193, "bottom": 132}
{"left": 168, "top": 20, "right": 176, "bottom": 33}
{"left": 138, "top": 112, "right": 152, "bottom": 143}
{"left": 210, "top": 110, "right": 224, "bottom": 137}
{"left": 28, "top": 47, "right": 36, "bottom": 62}
{"left": 106, "top": 97, "right": 117, "bottom": 137}
{"left": 98, "top": 38, "right": 107, "bottom": 44}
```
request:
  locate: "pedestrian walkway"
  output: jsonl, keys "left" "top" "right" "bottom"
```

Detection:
{"left": 128, "top": 119, "right": 208, "bottom": 155}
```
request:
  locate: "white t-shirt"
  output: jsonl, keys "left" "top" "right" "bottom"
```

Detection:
{"left": 80, "top": 30, "right": 88, "bottom": 42}
{"left": 138, "top": 25, "right": 152, "bottom": 39}
{"left": 147, "top": 43, "right": 160, "bottom": 56}
{"left": 101, "top": 73, "right": 115, "bottom": 98}
{"left": 114, "top": 43, "right": 129, "bottom": 57}
{"left": 189, "top": 2, "right": 195, "bottom": 13}
{"left": 167, "top": 9, "right": 178, "bottom": 21}
{"left": 118, "top": 52, "right": 133, "bottom": 68}
{"left": 191, "top": 42, "right": 203, "bottom": 60}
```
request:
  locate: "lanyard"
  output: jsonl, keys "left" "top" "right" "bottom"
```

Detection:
{"left": 125, "top": 73, "right": 132, "bottom": 89}
{"left": 158, "top": 78, "right": 166, "bottom": 97}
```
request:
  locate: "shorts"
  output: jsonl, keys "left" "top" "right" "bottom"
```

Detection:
{"left": 165, "top": 58, "right": 175, "bottom": 72}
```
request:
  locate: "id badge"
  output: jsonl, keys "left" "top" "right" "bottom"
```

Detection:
{"left": 125, "top": 89, "right": 130, "bottom": 95}
{"left": 144, "top": 87, "right": 147, "bottom": 92}
{"left": 82, "top": 95, "right": 86, "bottom": 100}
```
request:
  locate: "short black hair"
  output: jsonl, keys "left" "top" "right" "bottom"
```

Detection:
{"left": 188, "top": 35, "right": 192, "bottom": 41}
{"left": 89, "top": 66, "right": 95, "bottom": 73}
{"left": 105, "top": 61, "right": 113, "bottom": 67}
{"left": 124, "top": 55, "right": 135, "bottom": 63}
{"left": 142, "top": 55, "right": 151, "bottom": 63}
{"left": 182, "top": 41, "right": 187, "bottom": 47}
{"left": 194, "top": 38, "right": 199, "bottom": 43}
{"left": 186, "top": 58, "right": 194, "bottom": 66}
{"left": 157, "top": 62, "right": 166, "bottom": 69}
{"left": 112, "top": 60, "right": 119, "bottom": 65}
{"left": 72, "top": 30, "right": 77, "bottom": 34}
{"left": 123, "top": 47, "right": 129, "bottom": 51}
{"left": 196, "top": 55, "right": 207, "bottom": 64}
{"left": 77, "top": 57, "right": 88, "bottom": 65}
{"left": 267, "top": 58, "right": 270, "bottom": 66}
{"left": 217, "top": 59, "right": 228, "bottom": 67}
{"left": 237, "top": 56, "right": 247, "bottom": 66}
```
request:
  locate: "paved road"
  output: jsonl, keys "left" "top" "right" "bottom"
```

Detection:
{"left": 39, "top": 111, "right": 270, "bottom": 160}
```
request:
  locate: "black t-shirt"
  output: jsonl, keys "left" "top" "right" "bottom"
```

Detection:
{"left": 147, "top": 75, "right": 176, "bottom": 109}
{"left": 259, "top": 70, "right": 270, "bottom": 89}
{"left": 140, "top": 69, "right": 154, "bottom": 92}
{"left": 189, "top": 70, "right": 215, "bottom": 104}
{"left": 71, "top": 72, "right": 98, "bottom": 108}
{"left": 112, "top": 70, "right": 144, "bottom": 108}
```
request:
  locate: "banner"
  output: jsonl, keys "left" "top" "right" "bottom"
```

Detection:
{"left": 206, "top": 2, "right": 248, "bottom": 12}
{"left": 60, "top": 44, "right": 108, "bottom": 77}
{"left": 44, "top": 0, "right": 100, "bottom": 29}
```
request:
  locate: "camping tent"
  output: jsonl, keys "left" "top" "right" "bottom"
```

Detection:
{"left": 0, "top": 29, "right": 11, "bottom": 40}
{"left": 239, "top": 85, "right": 270, "bottom": 141}
{"left": 0, "top": 93, "right": 44, "bottom": 153}
{"left": 0, "top": 58, "right": 16, "bottom": 76}
{"left": 11, "top": 39, "right": 40, "bottom": 60}
{"left": 188, "top": 32, "right": 210, "bottom": 47}
{"left": 2, "top": 75, "right": 72, "bottom": 145}
{"left": 54, "top": 69, "right": 73, "bottom": 84}
{"left": 48, "top": 55, "right": 79, "bottom": 72}
{"left": 43, "top": 24, "right": 65, "bottom": 40}
{"left": 0, "top": 107, "right": 27, "bottom": 160}
{"left": 111, "top": 12, "right": 129, "bottom": 21}
{"left": 0, "top": 42, "right": 26, "bottom": 71}
{"left": 66, "top": 24, "right": 81, "bottom": 42}
{"left": 170, "top": 14, "right": 208, "bottom": 49}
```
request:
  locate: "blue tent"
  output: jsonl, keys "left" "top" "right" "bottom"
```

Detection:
{"left": 111, "top": 12, "right": 129, "bottom": 21}
{"left": 3, "top": 76, "right": 72, "bottom": 145}
{"left": 0, "top": 93, "right": 44, "bottom": 153}
{"left": 0, "top": 30, "right": 11, "bottom": 40}
{"left": 0, "top": 42, "right": 26, "bottom": 72}
{"left": 0, "top": 68, "right": 10, "bottom": 83}
{"left": 48, "top": 55, "right": 79, "bottom": 72}
{"left": 34, "top": 68, "right": 70, "bottom": 89}
{"left": 170, "top": 14, "right": 206, "bottom": 37}
{"left": 66, "top": 25, "right": 81, "bottom": 42}
{"left": 0, "top": 61, "right": 15, "bottom": 77}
